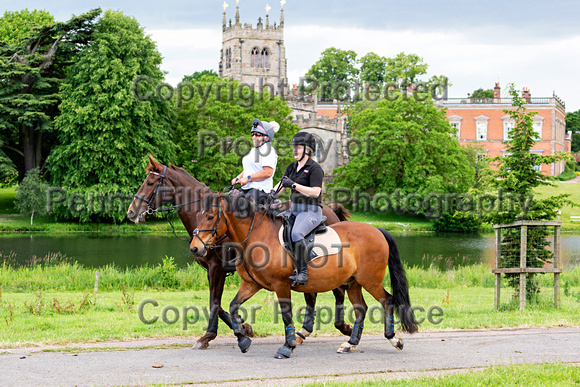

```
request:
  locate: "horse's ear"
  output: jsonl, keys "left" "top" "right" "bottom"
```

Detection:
{"left": 147, "top": 154, "right": 160, "bottom": 172}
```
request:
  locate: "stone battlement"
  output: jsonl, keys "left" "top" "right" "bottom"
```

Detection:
{"left": 293, "top": 113, "right": 342, "bottom": 132}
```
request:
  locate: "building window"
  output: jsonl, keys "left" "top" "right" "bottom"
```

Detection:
{"left": 503, "top": 121, "right": 514, "bottom": 140}
{"left": 532, "top": 120, "right": 543, "bottom": 141}
{"left": 474, "top": 116, "right": 489, "bottom": 141}
{"left": 448, "top": 115, "right": 462, "bottom": 140}
{"left": 533, "top": 164, "right": 542, "bottom": 172}
{"left": 261, "top": 48, "right": 269, "bottom": 68}
{"left": 226, "top": 48, "right": 232, "bottom": 69}
{"left": 476, "top": 122, "right": 487, "bottom": 140}
{"left": 450, "top": 122, "right": 460, "bottom": 139}
{"left": 250, "top": 47, "right": 260, "bottom": 68}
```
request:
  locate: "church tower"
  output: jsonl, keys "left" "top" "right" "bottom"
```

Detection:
{"left": 219, "top": 1, "right": 288, "bottom": 95}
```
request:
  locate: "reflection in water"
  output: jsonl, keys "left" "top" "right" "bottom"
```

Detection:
{"left": 0, "top": 233, "right": 578, "bottom": 270}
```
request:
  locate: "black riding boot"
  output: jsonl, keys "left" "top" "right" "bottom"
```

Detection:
{"left": 289, "top": 239, "right": 309, "bottom": 287}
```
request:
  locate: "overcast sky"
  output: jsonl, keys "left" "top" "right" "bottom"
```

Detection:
{"left": 3, "top": 0, "right": 579, "bottom": 111}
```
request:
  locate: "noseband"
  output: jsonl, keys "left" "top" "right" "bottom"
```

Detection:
{"left": 192, "top": 201, "right": 228, "bottom": 252}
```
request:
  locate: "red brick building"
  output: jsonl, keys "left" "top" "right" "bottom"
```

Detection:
{"left": 443, "top": 83, "right": 569, "bottom": 176}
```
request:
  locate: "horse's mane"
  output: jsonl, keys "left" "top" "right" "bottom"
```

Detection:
{"left": 202, "top": 192, "right": 280, "bottom": 222}
{"left": 145, "top": 160, "right": 212, "bottom": 193}
{"left": 168, "top": 163, "right": 213, "bottom": 193}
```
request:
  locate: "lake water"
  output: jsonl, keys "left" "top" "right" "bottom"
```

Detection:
{"left": 1, "top": 233, "right": 578, "bottom": 270}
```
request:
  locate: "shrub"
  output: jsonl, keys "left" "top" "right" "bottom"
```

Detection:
{"left": 432, "top": 212, "right": 481, "bottom": 233}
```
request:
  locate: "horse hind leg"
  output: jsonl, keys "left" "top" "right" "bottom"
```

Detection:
{"left": 332, "top": 287, "right": 353, "bottom": 337}
{"left": 337, "top": 282, "right": 367, "bottom": 354}
{"left": 298, "top": 289, "right": 352, "bottom": 345}
{"left": 364, "top": 284, "right": 404, "bottom": 351}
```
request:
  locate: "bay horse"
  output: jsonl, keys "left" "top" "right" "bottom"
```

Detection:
{"left": 126, "top": 155, "right": 353, "bottom": 349}
{"left": 190, "top": 193, "right": 418, "bottom": 358}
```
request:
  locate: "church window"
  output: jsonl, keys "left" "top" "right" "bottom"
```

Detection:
{"left": 226, "top": 48, "right": 232, "bottom": 69}
{"left": 261, "top": 48, "right": 269, "bottom": 68}
{"left": 251, "top": 47, "right": 260, "bottom": 67}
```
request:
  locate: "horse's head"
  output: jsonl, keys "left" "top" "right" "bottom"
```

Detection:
{"left": 190, "top": 195, "right": 229, "bottom": 257}
{"left": 127, "top": 154, "right": 177, "bottom": 223}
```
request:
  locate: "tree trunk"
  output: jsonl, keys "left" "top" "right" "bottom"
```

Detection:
{"left": 21, "top": 124, "right": 35, "bottom": 175}
{"left": 31, "top": 211, "right": 34, "bottom": 226}
{"left": 20, "top": 124, "right": 43, "bottom": 179}
{"left": 35, "top": 131, "right": 43, "bottom": 169}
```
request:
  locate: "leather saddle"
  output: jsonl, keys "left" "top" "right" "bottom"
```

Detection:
{"left": 278, "top": 211, "right": 328, "bottom": 262}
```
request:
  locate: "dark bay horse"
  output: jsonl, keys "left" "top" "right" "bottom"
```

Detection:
{"left": 190, "top": 194, "right": 418, "bottom": 358}
{"left": 126, "top": 155, "right": 353, "bottom": 349}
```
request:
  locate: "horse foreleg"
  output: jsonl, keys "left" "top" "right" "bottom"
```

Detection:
{"left": 296, "top": 293, "right": 317, "bottom": 344}
{"left": 193, "top": 263, "right": 225, "bottom": 350}
{"left": 332, "top": 287, "right": 353, "bottom": 337}
{"left": 274, "top": 286, "right": 295, "bottom": 359}
{"left": 230, "top": 280, "right": 261, "bottom": 353}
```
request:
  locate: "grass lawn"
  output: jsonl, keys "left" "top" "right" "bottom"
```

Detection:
{"left": 534, "top": 182, "right": 580, "bottom": 232}
{"left": 1, "top": 285, "right": 579, "bottom": 347}
{"left": 300, "top": 363, "right": 580, "bottom": 386}
{"left": 0, "top": 187, "right": 16, "bottom": 215}
{"left": 348, "top": 209, "right": 432, "bottom": 232}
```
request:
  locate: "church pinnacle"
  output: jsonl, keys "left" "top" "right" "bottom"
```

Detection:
{"left": 280, "top": 0, "right": 285, "bottom": 27}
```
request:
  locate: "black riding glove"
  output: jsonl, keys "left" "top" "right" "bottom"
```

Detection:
{"left": 281, "top": 176, "right": 295, "bottom": 188}
{"left": 267, "top": 190, "right": 279, "bottom": 202}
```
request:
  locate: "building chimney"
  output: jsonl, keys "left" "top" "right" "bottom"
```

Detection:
{"left": 494, "top": 82, "right": 501, "bottom": 102}
{"left": 522, "top": 87, "right": 531, "bottom": 103}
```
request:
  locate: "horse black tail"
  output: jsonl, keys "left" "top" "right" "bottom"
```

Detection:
{"left": 378, "top": 228, "right": 418, "bottom": 333}
{"left": 329, "top": 203, "right": 351, "bottom": 222}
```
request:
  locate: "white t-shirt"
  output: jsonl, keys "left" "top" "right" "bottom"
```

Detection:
{"left": 241, "top": 143, "right": 278, "bottom": 193}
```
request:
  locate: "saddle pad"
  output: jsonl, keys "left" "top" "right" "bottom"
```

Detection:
{"left": 278, "top": 225, "right": 343, "bottom": 259}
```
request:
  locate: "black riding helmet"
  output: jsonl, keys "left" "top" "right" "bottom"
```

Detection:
{"left": 290, "top": 131, "right": 316, "bottom": 151}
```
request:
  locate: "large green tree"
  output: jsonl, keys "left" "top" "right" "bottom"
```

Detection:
{"left": 174, "top": 75, "right": 299, "bottom": 189}
{"left": 0, "top": 9, "right": 53, "bottom": 44}
{"left": 304, "top": 47, "right": 358, "bottom": 101}
{"left": 0, "top": 8, "right": 100, "bottom": 180}
{"left": 182, "top": 69, "right": 219, "bottom": 83}
{"left": 469, "top": 88, "right": 494, "bottom": 99}
{"left": 384, "top": 52, "right": 428, "bottom": 85}
{"left": 359, "top": 52, "right": 387, "bottom": 84}
{"left": 47, "top": 10, "right": 176, "bottom": 221}
{"left": 333, "top": 96, "right": 475, "bottom": 198}
{"left": 566, "top": 109, "right": 580, "bottom": 152}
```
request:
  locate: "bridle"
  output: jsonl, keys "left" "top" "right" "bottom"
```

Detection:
{"left": 133, "top": 165, "right": 168, "bottom": 212}
{"left": 191, "top": 197, "right": 268, "bottom": 287}
{"left": 191, "top": 201, "right": 229, "bottom": 253}
{"left": 133, "top": 165, "right": 200, "bottom": 241}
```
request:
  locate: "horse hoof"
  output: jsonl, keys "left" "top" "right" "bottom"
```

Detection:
{"left": 192, "top": 341, "right": 209, "bottom": 350}
{"left": 238, "top": 336, "right": 252, "bottom": 353}
{"left": 396, "top": 338, "right": 404, "bottom": 351}
{"left": 388, "top": 336, "right": 404, "bottom": 351}
{"left": 242, "top": 322, "right": 255, "bottom": 338}
{"left": 337, "top": 341, "right": 357, "bottom": 354}
{"left": 296, "top": 329, "right": 310, "bottom": 345}
{"left": 274, "top": 345, "right": 292, "bottom": 359}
